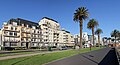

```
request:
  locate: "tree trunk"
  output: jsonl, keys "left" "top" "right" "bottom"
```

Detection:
{"left": 79, "top": 20, "right": 83, "bottom": 48}
{"left": 115, "top": 37, "right": 116, "bottom": 47}
{"left": 92, "top": 27, "right": 95, "bottom": 47}
{"left": 98, "top": 34, "right": 100, "bottom": 47}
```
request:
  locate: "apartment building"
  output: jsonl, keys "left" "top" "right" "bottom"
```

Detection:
{"left": 59, "top": 29, "right": 74, "bottom": 46}
{"left": 74, "top": 32, "right": 94, "bottom": 47}
{"left": 39, "top": 17, "right": 60, "bottom": 46}
{"left": 1, "top": 18, "right": 42, "bottom": 49}
{"left": 39, "top": 17, "right": 74, "bottom": 47}
{"left": 74, "top": 32, "right": 88, "bottom": 44}
{"left": 0, "top": 17, "right": 75, "bottom": 50}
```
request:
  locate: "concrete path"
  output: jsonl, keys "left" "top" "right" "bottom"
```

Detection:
{"left": 44, "top": 48, "right": 119, "bottom": 65}
{"left": 0, "top": 50, "right": 65, "bottom": 60}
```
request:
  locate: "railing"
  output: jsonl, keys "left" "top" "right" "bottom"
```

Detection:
{"left": 3, "top": 29, "right": 20, "bottom": 32}
{"left": 3, "top": 34, "right": 20, "bottom": 38}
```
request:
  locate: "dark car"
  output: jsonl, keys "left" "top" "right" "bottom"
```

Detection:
{"left": 59, "top": 46, "right": 67, "bottom": 50}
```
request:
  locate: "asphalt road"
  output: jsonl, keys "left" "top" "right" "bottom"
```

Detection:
{"left": 44, "top": 48, "right": 119, "bottom": 65}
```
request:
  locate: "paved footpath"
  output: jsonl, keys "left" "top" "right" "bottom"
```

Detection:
{"left": 0, "top": 50, "right": 65, "bottom": 60}
{"left": 44, "top": 48, "right": 118, "bottom": 65}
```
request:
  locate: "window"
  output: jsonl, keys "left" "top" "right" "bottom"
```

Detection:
{"left": 32, "top": 26, "right": 36, "bottom": 29}
{"left": 26, "top": 38, "right": 28, "bottom": 41}
{"left": 34, "top": 30, "right": 35, "bottom": 33}
{"left": 31, "top": 39, "right": 33, "bottom": 41}
{"left": 14, "top": 32, "right": 17, "bottom": 36}
{"left": 4, "top": 31, "right": 8, "bottom": 35}
{"left": 34, "top": 39, "right": 36, "bottom": 42}
{"left": 13, "top": 22, "right": 17, "bottom": 26}
{"left": 9, "top": 32, "right": 13, "bottom": 35}
{"left": 15, "top": 27, "right": 17, "bottom": 30}
{"left": 4, "top": 27, "right": 8, "bottom": 29}
{"left": 21, "top": 43, "right": 24, "bottom": 46}
{"left": 11, "top": 27, "right": 13, "bottom": 30}
{"left": 3, "top": 43, "right": 9, "bottom": 46}
{"left": 34, "top": 35, "right": 36, "bottom": 37}
{"left": 21, "top": 38, "right": 24, "bottom": 41}
{"left": 11, "top": 43, "right": 17, "bottom": 46}
{"left": 38, "top": 35, "right": 40, "bottom": 37}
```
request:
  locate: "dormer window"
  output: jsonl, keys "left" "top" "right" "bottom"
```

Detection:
{"left": 32, "top": 26, "right": 36, "bottom": 29}
{"left": 27, "top": 25, "right": 29, "bottom": 28}
{"left": 22, "top": 24, "right": 24, "bottom": 26}
{"left": 12, "top": 22, "right": 17, "bottom": 26}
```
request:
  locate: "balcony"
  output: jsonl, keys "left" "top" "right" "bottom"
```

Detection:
{"left": 3, "top": 29, "right": 20, "bottom": 32}
{"left": 21, "top": 35, "right": 31, "bottom": 38}
{"left": 31, "top": 41, "right": 40, "bottom": 43}
{"left": 21, "top": 40, "right": 30, "bottom": 42}
{"left": 32, "top": 36, "right": 41, "bottom": 39}
{"left": 3, "top": 40, "right": 20, "bottom": 43}
{"left": 21, "top": 30, "right": 31, "bottom": 34}
{"left": 31, "top": 32, "right": 41, "bottom": 35}
{"left": 3, "top": 34, "right": 20, "bottom": 38}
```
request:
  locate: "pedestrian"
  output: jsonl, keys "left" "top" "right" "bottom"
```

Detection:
{"left": 89, "top": 44, "right": 92, "bottom": 51}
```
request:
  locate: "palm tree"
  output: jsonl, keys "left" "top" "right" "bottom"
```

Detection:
{"left": 111, "top": 29, "right": 119, "bottom": 46}
{"left": 73, "top": 7, "right": 89, "bottom": 48}
{"left": 95, "top": 28, "right": 103, "bottom": 47}
{"left": 87, "top": 19, "right": 99, "bottom": 46}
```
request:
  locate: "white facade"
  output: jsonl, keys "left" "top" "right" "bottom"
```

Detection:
{"left": 82, "top": 32, "right": 88, "bottom": 42}
{"left": 39, "top": 17, "right": 60, "bottom": 46}
{"left": 74, "top": 32, "right": 89, "bottom": 44}
{"left": 59, "top": 30, "right": 74, "bottom": 46}
{"left": 1, "top": 17, "right": 75, "bottom": 50}
{"left": 39, "top": 17, "right": 74, "bottom": 47}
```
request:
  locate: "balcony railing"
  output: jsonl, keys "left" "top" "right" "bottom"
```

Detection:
{"left": 3, "top": 34, "right": 20, "bottom": 38}
{"left": 3, "top": 29, "right": 20, "bottom": 32}
{"left": 3, "top": 40, "right": 20, "bottom": 42}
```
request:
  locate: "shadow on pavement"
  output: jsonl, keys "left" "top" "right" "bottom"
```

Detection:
{"left": 98, "top": 48, "right": 119, "bottom": 65}
{"left": 81, "top": 54, "right": 99, "bottom": 64}
{"left": 81, "top": 48, "right": 119, "bottom": 65}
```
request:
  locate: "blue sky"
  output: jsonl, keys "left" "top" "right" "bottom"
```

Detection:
{"left": 0, "top": 0, "right": 120, "bottom": 37}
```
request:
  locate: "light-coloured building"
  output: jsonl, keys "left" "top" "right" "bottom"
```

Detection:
{"left": 39, "top": 17, "right": 60, "bottom": 47}
{"left": 59, "top": 29, "right": 74, "bottom": 46}
{"left": 39, "top": 17, "right": 74, "bottom": 47}
{"left": 74, "top": 32, "right": 89, "bottom": 44}
{"left": 1, "top": 18, "right": 42, "bottom": 50}
{"left": 1, "top": 17, "right": 75, "bottom": 50}
{"left": 74, "top": 32, "right": 101, "bottom": 47}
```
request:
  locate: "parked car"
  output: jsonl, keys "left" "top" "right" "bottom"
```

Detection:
{"left": 59, "top": 46, "right": 67, "bottom": 50}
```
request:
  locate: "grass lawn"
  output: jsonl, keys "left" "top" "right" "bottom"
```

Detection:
{"left": 0, "top": 51, "right": 36, "bottom": 57}
{"left": 0, "top": 49, "right": 46, "bottom": 57}
{"left": 0, "top": 47, "right": 102, "bottom": 65}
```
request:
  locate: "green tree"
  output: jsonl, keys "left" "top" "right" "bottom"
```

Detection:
{"left": 73, "top": 7, "right": 89, "bottom": 48}
{"left": 111, "top": 29, "right": 119, "bottom": 46}
{"left": 95, "top": 28, "right": 103, "bottom": 47}
{"left": 87, "top": 19, "right": 99, "bottom": 46}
